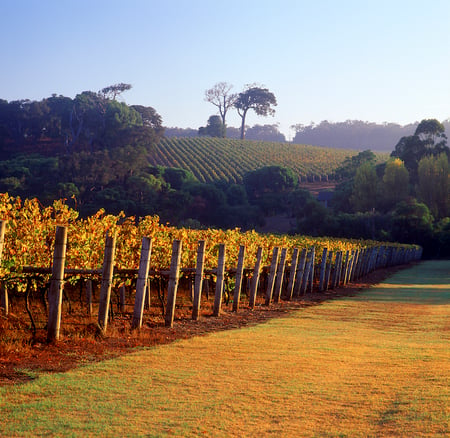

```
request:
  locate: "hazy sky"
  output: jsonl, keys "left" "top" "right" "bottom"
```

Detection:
{"left": 1, "top": 0, "right": 449, "bottom": 138}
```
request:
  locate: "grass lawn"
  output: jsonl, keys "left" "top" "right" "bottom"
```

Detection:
{"left": 1, "top": 260, "right": 449, "bottom": 437}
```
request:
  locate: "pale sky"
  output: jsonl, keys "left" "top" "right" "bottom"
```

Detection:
{"left": 1, "top": 0, "right": 449, "bottom": 138}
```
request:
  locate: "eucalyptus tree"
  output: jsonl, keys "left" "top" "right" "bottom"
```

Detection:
{"left": 204, "top": 82, "right": 237, "bottom": 131}
{"left": 234, "top": 85, "right": 277, "bottom": 139}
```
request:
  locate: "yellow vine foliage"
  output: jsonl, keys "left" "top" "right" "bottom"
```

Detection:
{"left": 0, "top": 194, "right": 417, "bottom": 277}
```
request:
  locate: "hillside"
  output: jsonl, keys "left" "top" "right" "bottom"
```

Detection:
{"left": 149, "top": 137, "right": 373, "bottom": 184}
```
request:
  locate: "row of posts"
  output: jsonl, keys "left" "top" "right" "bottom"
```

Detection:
{"left": 0, "top": 223, "right": 422, "bottom": 343}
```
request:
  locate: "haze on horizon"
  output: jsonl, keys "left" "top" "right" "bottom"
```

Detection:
{"left": 1, "top": 0, "right": 449, "bottom": 138}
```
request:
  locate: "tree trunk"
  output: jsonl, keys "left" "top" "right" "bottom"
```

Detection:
{"left": 240, "top": 110, "right": 247, "bottom": 139}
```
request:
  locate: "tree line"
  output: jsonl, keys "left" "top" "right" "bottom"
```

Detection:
{"left": 294, "top": 119, "right": 450, "bottom": 257}
{"left": 1, "top": 85, "right": 449, "bottom": 257}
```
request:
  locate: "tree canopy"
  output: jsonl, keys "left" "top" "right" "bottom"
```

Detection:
{"left": 234, "top": 85, "right": 277, "bottom": 139}
{"left": 198, "top": 115, "right": 226, "bottom": 138}
{"left": 204, "top": 82, "right": 237, "bottom": 132}
{"left": 391, "top": 118, "right": 449, "bottom": 179}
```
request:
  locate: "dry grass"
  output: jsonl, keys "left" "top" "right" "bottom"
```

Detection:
{"left": 0, "top": 261, "right": 449, "bottom": 437}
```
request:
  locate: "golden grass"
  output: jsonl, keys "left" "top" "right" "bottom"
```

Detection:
{"left": 0, "top": 261, "right": 449, "bottom": 437}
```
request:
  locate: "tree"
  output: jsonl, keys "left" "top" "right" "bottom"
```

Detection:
{"left": 243, "top": 165, "right": 296, "bottom": 215}
{"left": 381, "top": 158, "right": 410, "bottom": 210}
{"left": 245, "top": 124, "right": 286, "bottom": 142}
{"left": 417, "top": 153, "right": 450, "bottom": 219}
{"left": 204, "top": 82, "right": 237, "bottom": 131}
{"left": 234, "top": 85, "right": 277, "bottom": 139}
{"left": 100, "top": 83, "right": 132, "bottom": 100}
{"left": 131, "top": 105, "right": 164, "bottom": 136}
{"left": 415, "top": 119, "right": 447, "bottom": 148}
{"left": 350, "top": 162, "right": 378, "bottom": 212}
{"left": 244, "top": 165, "right": 297, "bottom": 199}
{"left": 198, "top": 115, "right": 226, "bottom": 138}
{"left": 390, "top": 198, "right": 434, "bottom": 246}
{"left": 335, "top": 150, "right": 376, "bottom": 179}
{"left": 391, "top": 118, "right": 449, "bottom": 180}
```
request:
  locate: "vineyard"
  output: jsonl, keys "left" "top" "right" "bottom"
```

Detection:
{"left": 0, "top": 195, "right": 420, "bottom": 346}
{"left": 149, "top": 137, "right": 369, "bottom": 183}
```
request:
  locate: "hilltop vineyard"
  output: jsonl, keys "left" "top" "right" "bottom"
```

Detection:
{"left": 149, "top": 137, "right": 360, "bottom": 183}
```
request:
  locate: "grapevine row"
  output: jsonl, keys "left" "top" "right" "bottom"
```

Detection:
{"left": 0, "top": 195, "right": 417, "bottom": 280}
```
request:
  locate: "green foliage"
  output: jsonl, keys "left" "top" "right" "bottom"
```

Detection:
{"left": 335, "top": 150, "right": 376, "bottom": 179}
{"left": 162, "top": 167, "right": 196, "bottom": 190}
{"left": 381, "top": 158, "right": 410, "bottom": 210}
{"left": 417, "top": 153, "right": 450, "bottom": 219}
{"left": 390, "top": 198, "right": 434, "bottom": 245}
{"left": 391, "top": 118, "right": 449, "bottom": 180}
{"left": 198, "top": 115, "right": 226, "bottom": 138}
{"left": 244, "top": 165, "right": 297, "bottom": 198}
{"left": 350, "top": 162, "right": 378, "bottom": 212}
{"left": 0, "top": 88, "right": 164, "bottom": 157}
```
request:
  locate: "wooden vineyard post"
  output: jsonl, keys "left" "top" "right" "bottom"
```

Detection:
{"left": 249, "top": 247, "right": 263, "bottom": 309}
{"left": 324, "top": 250, "right": 333, "bottom": 291}
{"left": 273, "top": 248, "right": 287, "bottom": 303}
{"left": 336, "top": 250, "right": 344, "bottom": 286}
{"left": 292, "top": 248, "right": 307, "bottom": 298}
{"left": 0, "top": 283, "right": 7, "bottom": 315}
{"left": 342, "top": 251, "right": 350, "bottom": 285}
{"left": 132, "top": 237, "right": 153, "bottom": 329}
{"left": 350, "top": 249, "right": 360, "bottom": 282}
{"left": 308, "top": 246, "right": 315, "bottom": 293}
{"left": 85, "top": 280, "right": 93, "bottom": 316}
{"left": 47, "top": 226, "right": 68, "bottom": 343}
{"left": 119, "top": 284, "right": 126, "bottom": 313}
{"left": 286, "top": 248, "right": 299, "bottom": 300}
{"left": 213, "top": 244, "right": 226, "bottom": 317}
{"left": 192, "top": 240, "right": 206, "bottom": 320}
{"left": 0, "top": 221, "right": 7, "bottom": 315}
{"left": 265, "top": 247, "right": 280, "bottom": 305}
{"left": 355, "top": 248, "right": 366, "bottom": 280}
{"left": 232, "top": 245, "right": 246, "bottom": 312}
{"left": 97, "top": 232, "right": 117, "bottom": 333}
{"left": 344, "top": 250, "right": 353, "bottom": 284}
{"left": 331, "top": 251, "right": 339, "bottom": 289}
{"left": 165, "top": 240, "right": 183, "bottom": 328}
{"left": 318, "top": 247, "right": 328, "bottom": 292}
{"left": 301, "top": 249, "right": 313, "bottom": 296}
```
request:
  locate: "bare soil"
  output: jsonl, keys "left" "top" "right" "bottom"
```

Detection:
{"left": 0, "top": 267, "right": 402, "bottom": 387}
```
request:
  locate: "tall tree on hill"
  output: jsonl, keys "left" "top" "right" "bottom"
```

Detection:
{"left": 99, "top": 83, "right": 132, "bottom": 100}
{"left": 391, "top": 118, "right": 449, "bottom": 180}
{"left": 234, "top": 85, "right": 277, "bottom": 139}
{"left": 204, "top": 82, "right": 237, "bottom": 133}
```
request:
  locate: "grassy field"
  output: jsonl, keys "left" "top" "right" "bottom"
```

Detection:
{"left": 1, "top": 261, "right": 448, "bottom": 437}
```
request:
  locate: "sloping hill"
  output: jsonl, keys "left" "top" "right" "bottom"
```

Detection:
{"left": 149, "top": 137, "right": 359, "bottom": 183}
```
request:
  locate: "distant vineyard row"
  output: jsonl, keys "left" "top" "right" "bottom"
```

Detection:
{"left": 148, "top": 137, "right": 359, "bottom": 183}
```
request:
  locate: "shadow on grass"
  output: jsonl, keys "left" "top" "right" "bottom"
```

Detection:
{"left": 353, "top": 260, "right": 450, "bottom": 305}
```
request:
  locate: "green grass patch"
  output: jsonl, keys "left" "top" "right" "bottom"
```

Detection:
{"left": 1, "top": 261, "right": 449, "bottom": 437}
